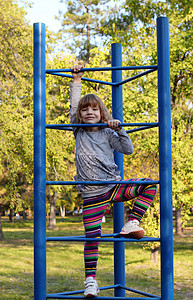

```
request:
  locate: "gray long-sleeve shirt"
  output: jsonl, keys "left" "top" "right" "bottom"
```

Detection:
{"left": 70, "top": 82, "right": 134, "bottom": 197}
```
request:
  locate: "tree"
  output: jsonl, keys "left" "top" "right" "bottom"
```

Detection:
{"left": 98, "top": 0, "right": 193, "bottom": 235}
{"left": 0, "top": 0, "right": 34, "bottom": 219}
{"left": 0, "top": 0, "right": 61, "bottom": 224}
{"left": 0, "top": 206, "right": 3, "bottom": 240}
{"left": 57, "top": 0, "right": 109, "bottom": 61}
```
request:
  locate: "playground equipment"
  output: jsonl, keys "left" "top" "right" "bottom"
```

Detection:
{"left": 33, "top": 16, "right": 173, "bottom": 299}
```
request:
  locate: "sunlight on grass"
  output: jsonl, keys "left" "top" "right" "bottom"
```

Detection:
{"left": 0, "top": 216, "right": 192, "bottom": 299}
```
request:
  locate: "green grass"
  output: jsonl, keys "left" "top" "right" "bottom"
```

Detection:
{"left": 0, "top": 216, "right": 192, "bottom": 299}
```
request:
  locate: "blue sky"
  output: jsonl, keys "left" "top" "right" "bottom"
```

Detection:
{"left": 19, "top": 0, "right": 65, "bottom": 32}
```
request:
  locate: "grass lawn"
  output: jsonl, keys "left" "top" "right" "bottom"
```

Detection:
{"left": 0, "top": 216, "right": 192, "bottom": 299}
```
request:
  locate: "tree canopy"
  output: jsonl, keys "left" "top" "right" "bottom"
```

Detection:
{"left": 0, "top": 0, "right": 33, "bottom": 212}
{"left": 0, "top": 0, "right": 192, "bottom": 234}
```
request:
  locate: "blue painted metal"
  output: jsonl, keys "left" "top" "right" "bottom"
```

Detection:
{"left": 46, "top": 122, "right": 158, "bottom": 129}
{"left": 46, "top": 284, "right": 160, "bottom": 299}
{"left": 46, "top": 122, "right": 159, "bottom": 133}
{"left": 126, "top": 124, "right": 158, "bottom": 134}
{"left": 46, "top": 283, "right": 161, "bottom": 299}
{"left": 46, "top": 296, "right": 160, "bottom": 299}
{"left": 46, "top": 232, "right": 160, "bottom": 241}
{"left": 33, "top": 23, "right": 47, "bottom": 299}
{"left": 48, "top": 284, "right": 119, "bottom": 296}
{"left": 33, "top": 16, "right": 173, "bottom": 300}
{"left": 111, "top": 43, "right": 125, "bottom": 298}
{"left": 46, "top": 236, "right": 160, "bottom": 243}
{"left": 115, "top": 68, "right": 157, "bottom": 86}
{"left": 46, "top": 72, "right": 117, "bottom": 86}
{"left": 157, "top": 17, "right": 174, "bottom": 300}
{"left": 46, "top": 65, "right": 158, "bottom": 73}
{"left": 46, "top": 68, "right": 157, "bottom": 86}
{"left": 46, "top": 180, "right": 159, "bottom": 185}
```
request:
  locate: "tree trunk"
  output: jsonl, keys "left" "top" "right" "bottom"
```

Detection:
{"left": 175, "top": 207, "right": 183, "bottom": 236}
{"left": 9, "top": 208, "right": 14, "bottom": 223}
{"left": 22, "top": 205, "right": 27, "bottom": 220}
{"left": 60, "top": 206, "right": 65, "bottom": 218}
{"left": 0, "top": 210, "right": 3, "bottom": 240}
{"left": 86, "top": 5, "right": 91, "bottom": 62}
{"left": 151, "top": 246, "right": 159, "bottom": 264}
{"left": 28, "top": 208, "right": 32, "bottom": 218}
{"left": 48, "top": 192, "right": 58, "bottom": 229}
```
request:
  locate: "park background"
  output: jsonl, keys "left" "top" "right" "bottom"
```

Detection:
{"left": 0, "top": 0, "right": 192, "bottom": 299}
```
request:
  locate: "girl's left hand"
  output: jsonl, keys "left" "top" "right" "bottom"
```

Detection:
{"left": 71, "top": 65, "right": 84, "bottom": 83}
{"left": 107, "top": 119, "right": 122, "bottom": 131}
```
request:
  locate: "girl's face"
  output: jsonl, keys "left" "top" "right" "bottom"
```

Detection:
{"left": 80, "top": 104, "right": 101, "bottom": 129}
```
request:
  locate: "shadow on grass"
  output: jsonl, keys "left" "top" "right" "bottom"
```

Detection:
{"left": 1, "top": 218, "right": 34, "bottom": 229}
{"left": 1, "top": 217, "right": 193, "bottom": 300}
{"left": 0, "top": 271, "right": 34, "bottom": 299}
{"left": 125, "top": 258, "right": 147, "bottom": 265}
{"left": 46, "top": 269, "right": 161, "bottom": 299}
{"left": 58, "top": 216, "right": 83, "bottom": 223}
{"left": 173, "top": 235, "right": 193, "bottom": 252}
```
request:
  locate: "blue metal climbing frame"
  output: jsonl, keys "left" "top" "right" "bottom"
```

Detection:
{"left": 33, "top": 17, "right": 173, "bottom": 300}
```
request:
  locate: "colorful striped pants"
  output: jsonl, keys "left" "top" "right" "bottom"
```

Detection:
{"left": 82, "top": 178, "right": 157, "bottom": 278}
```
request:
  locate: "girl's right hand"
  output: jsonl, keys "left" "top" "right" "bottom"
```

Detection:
{"left": 107, "top": 119, "right": 122, "bottom": 131}
{"left": 71, "top": 65, "right": 84, "bottom": 83}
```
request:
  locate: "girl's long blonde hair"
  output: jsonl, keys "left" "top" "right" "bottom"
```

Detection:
{"left": 76, "top": 94, "right": 112, "bottom": 124}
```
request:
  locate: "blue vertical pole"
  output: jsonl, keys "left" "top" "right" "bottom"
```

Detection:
{"left": 157, "top": 17, "right": 174, "bottom": 300}
{"left": 111, "top": 43, "right": 125, "bottom": 297}
{"left": 33, "top": 23, "right": 46, "bottom": 300}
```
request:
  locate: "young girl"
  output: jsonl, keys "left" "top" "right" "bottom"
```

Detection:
{"left": 70, "top": 65, "right": 157, "bottom": 298}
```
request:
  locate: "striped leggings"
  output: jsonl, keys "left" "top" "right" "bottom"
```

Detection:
{"left": 83, "top": 178, "right": 157, "bottom": 278}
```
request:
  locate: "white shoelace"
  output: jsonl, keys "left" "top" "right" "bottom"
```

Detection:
{"left": 123, "top": 219, "right": 140, "bottom": 231}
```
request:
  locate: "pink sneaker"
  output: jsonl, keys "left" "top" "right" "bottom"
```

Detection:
{"left": 119, "top": 219, "right": 145, "bottom": 239}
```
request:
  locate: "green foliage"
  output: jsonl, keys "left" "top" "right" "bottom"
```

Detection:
{"left": 0, "top": 0, "right": 33, "bottom": 211}
{"left": 57, "top": 0, "right": 110, "bottom": 61}
{"left": 0, "top": 0, "right": 192, "bottom": 235}
{"left": 100, "top": 0, "right": 193, "bottom": 231}
{"left": 0, "top": 0, "right": 32, "bottom": 81}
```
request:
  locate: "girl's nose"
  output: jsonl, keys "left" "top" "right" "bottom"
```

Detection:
{"left": 87, "top": 107, "right": 93, "bottom": 114}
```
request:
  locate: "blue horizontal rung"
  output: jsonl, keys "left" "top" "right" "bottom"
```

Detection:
{"left": 47, "top": 232, "right": 159, "bottom": 239}
{"left": 47, "top": 126, "right": 73, "bottom": 131}
{"left": 46, "top": 236, "right": 160, "bottom": 243}
{"left": 117, "top": 69, "right": 157, "bottom": 86}
{"left": 46, "top": 72, "right": 116, "bottom": 86}
{"left": 46, "top": 65, "right": 158, "bottom": 73}
{"left": 47, "top": 284, "right": 119, "bottom": 297}
{"left": 46, "top": 284, "right": 160, "bottom": 299}
{"left": 46, "top": 180, "right": 159, "bottom": 186}
{"left": 47, "top": 296, "right": 160, "bottom": 299}
{"left": 119, "top": 285, "right": 160, "bottom": 298}
{"left": 46, "top": 68, "right": 157, "bottom": 86}
{"left": 126, "top": 125, "right": 158, "bottom": 134}
{"left": 46, "top": 122, "right": 158, "bottom": 129}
